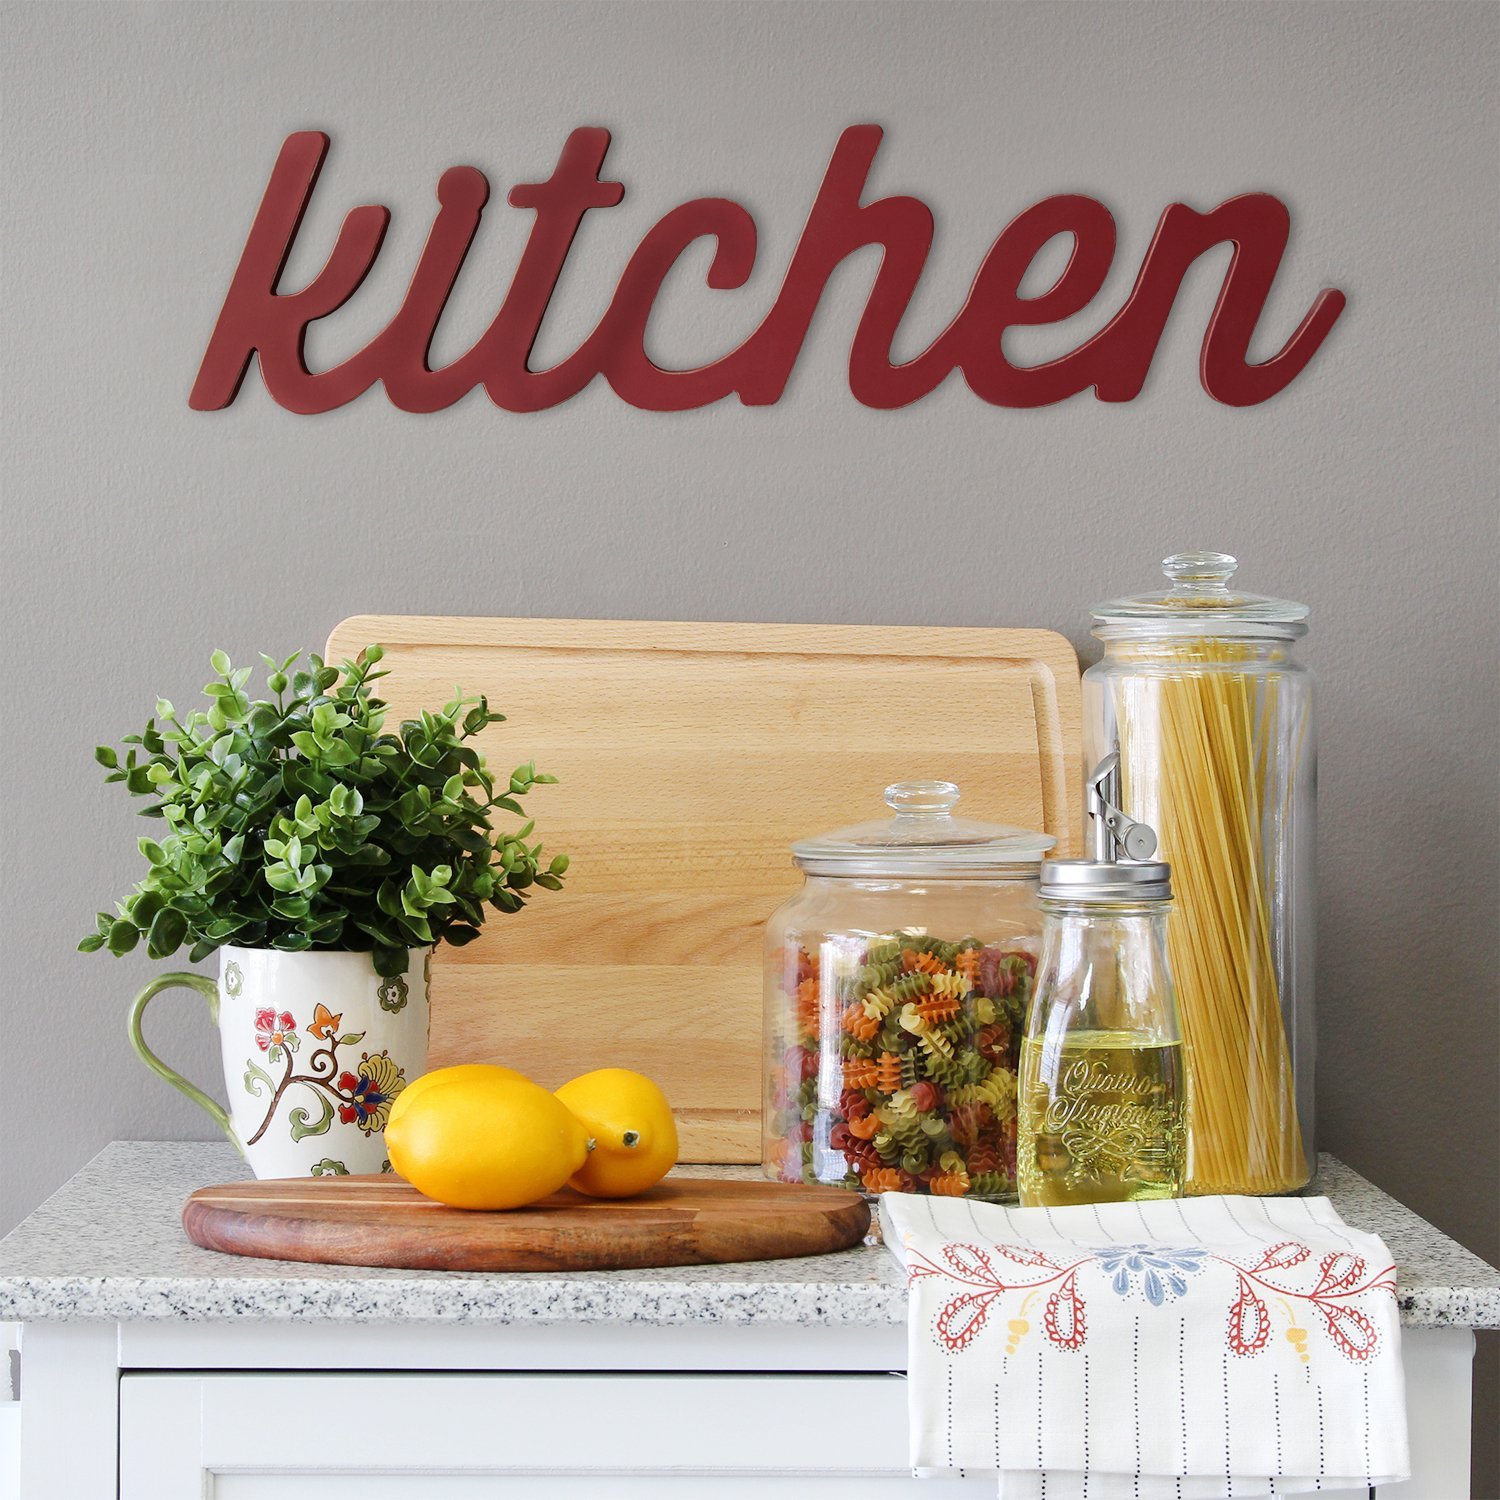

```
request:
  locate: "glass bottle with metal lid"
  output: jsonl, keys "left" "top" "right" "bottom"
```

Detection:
{"left": 1084, "top": 551, "right": 1314, "bottom": 1194}
{"left": 1017, "top": 756, "right": 1187, "bottom": 1207}
{"left": 764, "top": 781, "right": 1053, "bottom": 1201}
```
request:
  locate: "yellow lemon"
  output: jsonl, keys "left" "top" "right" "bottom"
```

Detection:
{"left": 386, "top": 1062, "right": 529, "bottom": 1134}
{"left": 385, "top": 1070, "right": 588, "bottom": 1210}
{"left": 554, "top": 1068, "right": 678, "bottom": 1199}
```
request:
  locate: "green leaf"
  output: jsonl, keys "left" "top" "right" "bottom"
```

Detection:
{"left": 210, "top": 649, "right": 232, "bottom": 676}
{"left": 77, "top": 934, "right": 106, "bottom": 952}
{"left": 125, "top": 889, "right": 164, "bottom": 926}
{"left": 145, "top": 907, "right": 187, "bottom": 959}
{"left": 398, "top": 911, "right": 434, "bottom": 944}
{"left": 244, "top": 1059, "right": 275, "bottom": 1097}
{"left": 106, "top": 920, "right": 139, "bottom": 956}
{"left": 335, "top": 1031, "right": 366, "bottom": 1047}
{"left": 94, "top": 746, "right": 118, "bottom": 769}
{"left": 372, "top": 943, "right": 408, "bottom": 978}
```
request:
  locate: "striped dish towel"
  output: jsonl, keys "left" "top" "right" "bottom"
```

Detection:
{"left": 880, "top": 1192, "right": 1408, "bottom": 1499}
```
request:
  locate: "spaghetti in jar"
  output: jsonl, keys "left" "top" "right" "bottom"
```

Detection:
{"left": 1084, "top": 553, "right": 1315, "bottom": 1195}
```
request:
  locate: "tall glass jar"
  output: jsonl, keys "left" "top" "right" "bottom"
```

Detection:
{"left": 763, "top": 781, "right": 1052, "bottom": 1201}
{"left": 1083, "top": 552, "right": 1314, "bottom": 1194}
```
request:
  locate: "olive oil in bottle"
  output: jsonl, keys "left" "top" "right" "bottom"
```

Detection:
{"left": 1016, "top": 753, "right": 1187, "bottom": 1209}
{"left": 1017, "top": 1030, "right": 1186, "bottom": 1206}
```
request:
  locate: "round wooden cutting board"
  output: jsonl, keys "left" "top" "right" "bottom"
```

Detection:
{"left": 182, "top": 1175, "right": 871, "bottom": 1271}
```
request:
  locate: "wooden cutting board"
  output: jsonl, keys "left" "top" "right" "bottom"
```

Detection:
{"left": 183, "top": 1175, "right": 870, "bottom": 1271}
{"left": 324, "top": 615, "right": 1081, "bottom": 1163}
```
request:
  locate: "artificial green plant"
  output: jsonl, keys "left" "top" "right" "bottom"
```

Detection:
{"left": 81, "top": 645, "right": 566, "bottom": 977}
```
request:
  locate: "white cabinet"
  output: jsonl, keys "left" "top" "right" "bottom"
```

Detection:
{"left": 120, "top": 1372, "right": 978, "bottom": 1497}
{"left": 11, "top": 1322, "right": 1475, "bottom": 1498}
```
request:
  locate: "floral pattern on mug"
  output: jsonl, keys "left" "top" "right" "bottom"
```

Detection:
{"left": 254, "top": 1008, "right": 300, "bottom": 1061}
{"left": 377, "top": 973, "right": 409, "bottom": 1014}
{"left": 244, "top": 1021, "right": 407, "bottom": 1148}
{"left": 337, "top": 1051, "right": 404, "bottom": 1135}
{"left": 309, "top": 1002, "right": 342, "bottom": 1040}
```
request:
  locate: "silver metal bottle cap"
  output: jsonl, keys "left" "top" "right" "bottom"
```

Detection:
{"left": 1046, "top": 751, "right": 1172, "bottom": 901}
{"left": 1039, "top": 857, "right": 1172, "bottom": 902}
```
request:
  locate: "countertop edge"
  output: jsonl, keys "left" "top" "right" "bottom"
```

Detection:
{"left": 0, "top": 1278, "right": 1495, "bottom": 1330}
{"left": 0, "top": 1273, "right": 910, "bottom": 1326}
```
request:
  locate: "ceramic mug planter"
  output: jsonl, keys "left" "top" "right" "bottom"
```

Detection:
{"left": 129, "top": 946, "right": 430, "bottom": 1178}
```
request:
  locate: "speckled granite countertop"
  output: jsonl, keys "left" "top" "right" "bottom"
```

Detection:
{"left": 0, "top": 1143, "right": 1493, "bottom": 1328}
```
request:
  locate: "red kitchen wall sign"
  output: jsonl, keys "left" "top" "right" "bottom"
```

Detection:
{"left": 191, "top": 127, "right": 1346, "bottom": 414}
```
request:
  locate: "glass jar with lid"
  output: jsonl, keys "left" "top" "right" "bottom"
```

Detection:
{"left": 1084, "top": 551, "right": 1314, "bottom": 1194}
{"left": 763, "top": 781, "right": 1052, "bottom": 1201}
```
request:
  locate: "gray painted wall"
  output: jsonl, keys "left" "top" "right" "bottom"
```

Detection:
{"left": 4, "top": 0, "right": 1495, "bottom": 1486}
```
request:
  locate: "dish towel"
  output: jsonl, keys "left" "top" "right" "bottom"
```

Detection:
{"left": 880, "top": 1192, "right": 1408, "bottom": 1499}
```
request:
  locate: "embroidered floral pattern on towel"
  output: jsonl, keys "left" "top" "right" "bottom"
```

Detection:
{"left": 906, "top": 1237, "right": 1396, "bottom": 1361}
{"left": 1092, "top": 1243, "right": 1208, "bottom": 1304}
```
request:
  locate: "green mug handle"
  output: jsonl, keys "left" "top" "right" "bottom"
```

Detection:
{"left": 127, "top": 973, "right": 239, "bottom": 1149}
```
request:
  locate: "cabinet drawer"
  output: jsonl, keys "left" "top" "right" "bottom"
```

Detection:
{"left": 120, "top": 1371, "right": 981, "bottom": 1495}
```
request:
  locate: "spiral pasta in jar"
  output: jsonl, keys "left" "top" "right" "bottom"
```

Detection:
{"left": 764, "top": 782, "right": 1051, "bottom": 1201}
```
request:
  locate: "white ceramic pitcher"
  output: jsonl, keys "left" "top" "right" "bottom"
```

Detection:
{"left": 128, "top": 946, "right": 430, "bottom": 1178}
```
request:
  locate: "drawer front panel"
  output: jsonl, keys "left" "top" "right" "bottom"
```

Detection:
{"left": 119, "top": 1368, "right": 1376, "bottom": 1499}
{"left": 120, "top": 1371, "right": 981, "bottom": 1494}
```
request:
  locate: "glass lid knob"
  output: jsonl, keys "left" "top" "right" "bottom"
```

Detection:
{"left": 1162, "top": 550, "right": 1238, "bottom": 591}
{"left": 884, "top": 780, "right": 960, "bottom": 817}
